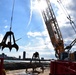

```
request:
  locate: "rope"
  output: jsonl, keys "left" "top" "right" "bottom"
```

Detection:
{"left": 57, "top": 0, "right": 76, "bottom": 34}
{"left": 10, "top": 0, "right": 15, "bottom": 31}
{"left": 67, "top": 16, "right": 76, "bottom": 33}
{"left": 57, "top": 0, "right": 69, "bottom": 17}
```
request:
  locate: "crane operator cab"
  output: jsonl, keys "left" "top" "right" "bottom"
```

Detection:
{"left": 60, "top": 52, "right": 69, "bottom": 60}
{"left": 60, "top": 51, "right": 76, "bottom": 61}
{"left": 60, "top": 38, "right": 76, "bottom": 61}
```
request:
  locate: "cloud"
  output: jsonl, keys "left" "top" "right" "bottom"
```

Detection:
{"left": 27, "top": 31, "right": 42, "bottom": 37}
{"left": 27, "top": 0, "right": 33, "bottom": 27}
{"left": 0, "top": 0, "right": 75, "bottom": 59}
{"left": 25, "top": 0, "right": 76, "bottom": 59}
{"left": 4, "top": 25, "right": 8, "bottom": 28}
{"left": 50, "top": 1, "right": 76, "bottom": 36}
{"left": 27, "top": 31, "right": 47, "bottom": 37}
{"left": 19, "top": 30, "right": 55, "bottom": 59}
{"left": 56, "top": 0, "right": 76, "bottom": 51}
{"left": 20, "top": 44, "right": 55, "bottom": 59}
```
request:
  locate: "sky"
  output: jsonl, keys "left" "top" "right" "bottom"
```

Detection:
{"left": 0, "top": 0, "right": 76, "bottom": 59}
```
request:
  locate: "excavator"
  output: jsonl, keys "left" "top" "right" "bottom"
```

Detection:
{"left": 38, "top": 0, "right": 76, "bottom": 74}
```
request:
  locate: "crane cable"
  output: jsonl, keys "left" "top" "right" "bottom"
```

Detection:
{"left": 10, "top": 0, "right": 15, "bottom": 31}
{"left": 57, "top": 0, "right": 76, "bottom": 34}
{"left": 10, "top": 0, "right": 21, "bottom": 42}
{"left": 9, "top": 0, "right": 25, "bottom": 42}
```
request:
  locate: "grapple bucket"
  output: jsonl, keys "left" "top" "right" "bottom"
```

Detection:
{"left": 0, "top": 31, "right": 19, "bottom": 51}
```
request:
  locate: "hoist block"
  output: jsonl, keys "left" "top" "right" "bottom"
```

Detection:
{"left": 0, "top": 31, "right": 19, "bottom": 51}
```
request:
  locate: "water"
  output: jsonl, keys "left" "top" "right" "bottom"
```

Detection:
{"left": 4, "top": 60, "right": 30, "bottom": 63}
{"left": 4, "top": 59, "right": 50, "bottom": 63}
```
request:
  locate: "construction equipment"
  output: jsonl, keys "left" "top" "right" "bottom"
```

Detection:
{"left": 0, "top": 31, "right": 19, "bottom": 51}
{"left": 38, "top": 0, "right": 76, "bottom": 74}
{"left": 0, "top": 0, "right": 19, "bottom": 51}
{"left": 29, "top": 52, "right": 44, "bottom": 73}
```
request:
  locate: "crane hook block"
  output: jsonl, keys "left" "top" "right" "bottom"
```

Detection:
{"left": 0, "top": 31, "right": 19, "bottom": 51}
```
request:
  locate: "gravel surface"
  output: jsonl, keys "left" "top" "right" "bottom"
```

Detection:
{"left": 6, "top": 67, "right": 50, "bottom": 75}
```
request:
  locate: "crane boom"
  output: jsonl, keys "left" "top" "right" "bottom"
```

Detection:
{"left": 41, "top": 0, "right": 64, "bottom": 58}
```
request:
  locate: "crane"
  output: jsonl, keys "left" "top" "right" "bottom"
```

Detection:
{"left": 41, "top": 0, "right": 64, "bottom": 59}
{"left": 37, "top": 0, "right": 76, "bottom": 74}
{"left": 38, "top": 0, "right": 76, "bottom": 60}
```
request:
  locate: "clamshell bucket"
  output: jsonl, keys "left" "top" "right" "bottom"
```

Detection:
{"left": 0, "top": 31, "right": 19, "bottom": 51}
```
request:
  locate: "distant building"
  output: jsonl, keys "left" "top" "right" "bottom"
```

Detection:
{"left": 23, "top": 51, "right": 26, "bottom": 59}
{"left": 19, "top": 55, "right": 21, "bottom": 59}
{"left": 41, "top": 57, "right": 44, "bottom": 60}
